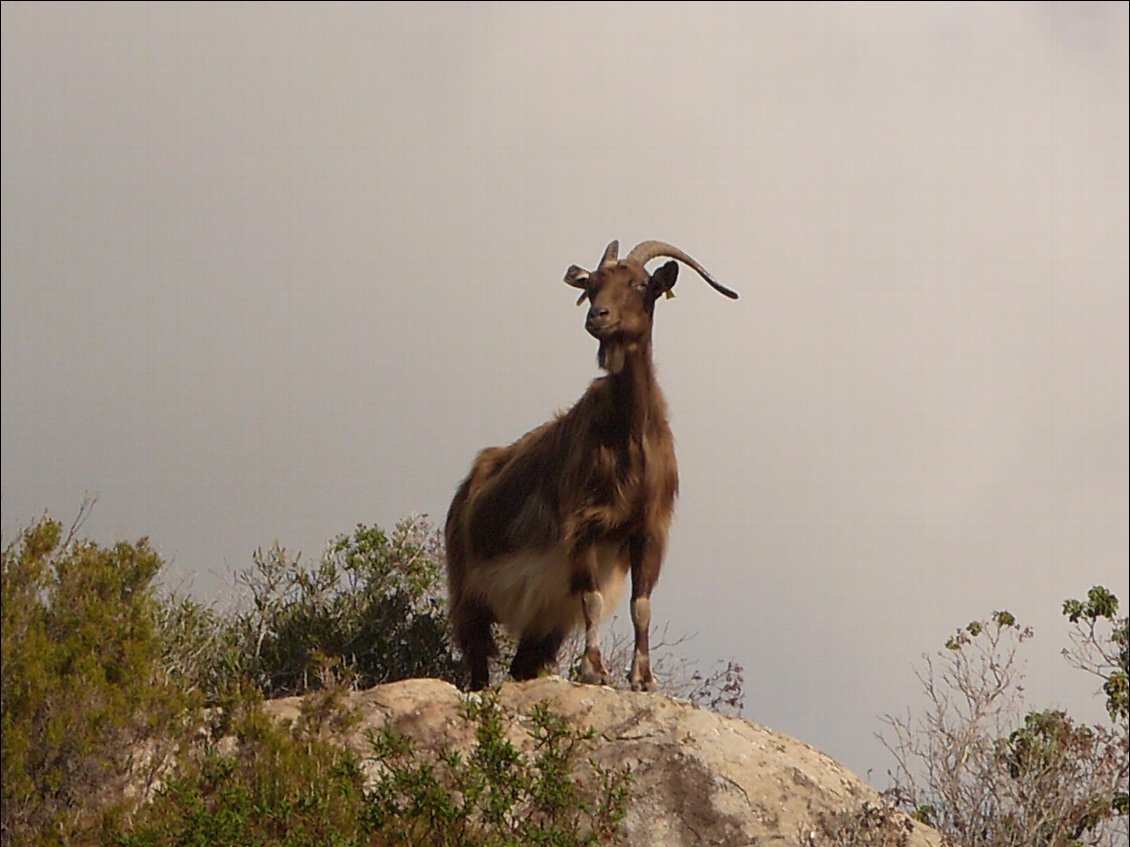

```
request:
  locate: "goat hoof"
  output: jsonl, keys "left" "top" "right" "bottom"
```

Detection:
{"left": 580, "top": 649, "right": 612, "bottom": 686}
{"left": 630, "top": 676, "right": 658, "bottom": 692}
{"left": 580, "top": 668, "right": 612, "bottom": 686}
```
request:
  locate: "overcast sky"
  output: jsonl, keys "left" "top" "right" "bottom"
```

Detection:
{"left": 3, "top": 2, "right": 1127, "bottom": 780}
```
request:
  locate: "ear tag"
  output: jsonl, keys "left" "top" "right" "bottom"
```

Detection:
{"left": 664, "top": 289, "right": 676, "bottom": 300}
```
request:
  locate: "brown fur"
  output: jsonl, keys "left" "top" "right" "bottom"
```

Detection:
{"left": 446, "top": 251, "right": 697, "bottom": 690}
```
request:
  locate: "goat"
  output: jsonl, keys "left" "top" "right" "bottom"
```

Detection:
{"left": 445, "top": 239, "right": 738, "bottom": 691}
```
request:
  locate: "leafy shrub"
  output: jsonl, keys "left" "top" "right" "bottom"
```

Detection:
{"left": 363, "top": 691, "right": 631, "bottom": 846}
{"left": 116, "top": 690, "right": 630, "bottom": 847}
{"left": 155, "top": 517, "right": 466, "bottom": 705}
{"left": 2, "top": 510, "right": 632, "bottom": 847}
{"left": 116, "top": 706, "right": 369, "bottom": 847}
{"left": 1, "top": 513, "right": 196, "bottom": 845}
{"left": 245, "top": 518, "right": 464, "bottom": 696}
{"left": 881, "top": 593, "right": 1129, "bottom": 847}
{"left": 1062, "top": 586, "right": 1129, "bottom": 725}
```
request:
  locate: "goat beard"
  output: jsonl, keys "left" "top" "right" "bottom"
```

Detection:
{"left": 598, "top": 338, "right": 635, "bottom": 374}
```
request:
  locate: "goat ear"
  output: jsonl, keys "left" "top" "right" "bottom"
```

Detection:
{"left": 564, "top": 265, "right": 590, "bottom": 288}
{"left": 649, "top": 261, "right": 679, "bottom": 301}
{"left": 564, "top": 265, "right": 591, "bottom": 305}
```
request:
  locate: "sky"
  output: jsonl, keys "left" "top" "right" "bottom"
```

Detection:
{"left": 2, "top": 2, "right": 1127, "bottom": 781}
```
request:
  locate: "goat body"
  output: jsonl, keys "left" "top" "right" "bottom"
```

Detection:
{"left": 445, "top": 240, "right": 736, "bottom": 690}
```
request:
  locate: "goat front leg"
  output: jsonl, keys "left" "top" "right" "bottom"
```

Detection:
{"left": 571, "top": 546, "right": 612, "bottom": 686}
{"left": 628, "top": 533, "right": 663, "bottom": 691}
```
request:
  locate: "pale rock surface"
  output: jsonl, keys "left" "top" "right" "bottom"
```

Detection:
{"left": 263, "top": 676, "right": 941, "bottom": 847}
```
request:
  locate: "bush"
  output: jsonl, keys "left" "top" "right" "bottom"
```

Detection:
{"left": 362, "top": 691, "right": 631, "bottom": 846}
{"left": 881, "top": 594, "right": 1129, "bottom": 847}
{"left": 115, "top": 690, "right": 630, "bottom": 847}
{"left": 244, "top": 518, "right": 464, "bottom": 696}
{"left": 116, "top": 705, "right": 369, "bottom": 847}
{"left": 155, "top": 517, "right": 466, "bottom": 705}
{"left": 1, "top": 513, "right": 196, "bottom": 845}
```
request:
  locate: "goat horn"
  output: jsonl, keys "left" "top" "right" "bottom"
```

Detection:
{"left": 598, "top": 240, "right": 620, "bottom": 269}
{"left": 625, "top": 241, "right": 739, "bottom": 299}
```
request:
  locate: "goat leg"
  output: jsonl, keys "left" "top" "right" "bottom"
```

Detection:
{"left": 453, "top": 599, "right": 496, "bottom": 691}
{"left": 572, "top": 545, "right": 612, "bottom": 685}
{"left": 629, "top": 597, "right": 656, "bottom": 691}
{"left": 628, "top": 534, "right": 662, "bottom": 691}
{"left": 510, "top": 629, "right": 566, "bottom": 681}
{"left": 579, "top": 590, "right": 612, "bottom": 685}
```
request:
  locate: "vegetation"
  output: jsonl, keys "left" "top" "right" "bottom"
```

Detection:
{"left": 115, "top": 705, "right": 369, "bottom": 847}
{"left": 1, "top": 512, "right": 631, "bottom": 847}
{"left": 118, "top": 690, "right": 629, "bottom": 847}
{"left": 880, "top": 595, "right": 1128, "bottom": 847}
{"left": 1, "top": 511, "right": 196, "bottom": 844}
{"left": 155, "top": 516, "right": 465, "bottom": 704}
{"left": 363, "top": 691, "right": 630, "bottom": 846}
{"left": 3, "top": 506, "right": 1125, "bottom": 846}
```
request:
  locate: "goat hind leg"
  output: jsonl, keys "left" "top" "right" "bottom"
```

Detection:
{"left": 510, "top": 629, "right": 565, "bottom": 681}
{"left": 453, "top": 600, "right": 496, "bottom": 691}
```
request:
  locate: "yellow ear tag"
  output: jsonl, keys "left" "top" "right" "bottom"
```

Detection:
{"left": 664, "top": 289, "right": 676, "bottom": 300}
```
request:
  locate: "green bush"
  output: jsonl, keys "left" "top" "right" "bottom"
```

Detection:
{"left": 116, "top": 706, "right": 369, "bottom": 847}
{"left": 1, "top": 515, "right": 197, "bottom": 845}
{"left": 245, "top": 518, "right": 464, "bottom": 696}
{"left": 364, "top": 691, "right": 631, "bottom": 846}
{"left": 116, "top": 690, "right": 630, "bottom": 847}
{"left": 156, "top": 517, "right": 466, "bottom": 705}
{"left": 2, "top": 512, "right": 629, "bottom": 846}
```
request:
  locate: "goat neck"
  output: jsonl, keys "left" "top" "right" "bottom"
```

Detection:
{"left": 601, "top": 334, "right": 665, "bottom": 438}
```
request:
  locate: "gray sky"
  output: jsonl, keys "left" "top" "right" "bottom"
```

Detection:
{"left": 3, "top": 2, "right": 1127, "bottom": 780}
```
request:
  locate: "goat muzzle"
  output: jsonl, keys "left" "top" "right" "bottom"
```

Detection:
{"left": 585, "top": 305, "right": 617, "bottom": 339}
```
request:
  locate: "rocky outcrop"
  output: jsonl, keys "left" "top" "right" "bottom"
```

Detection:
{"left": 262, "top": 676, "right": 941, "bottom": 846}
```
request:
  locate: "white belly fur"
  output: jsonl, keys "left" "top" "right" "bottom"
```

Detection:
{"left": 464, "top": 543, "right": 628, "bottom": 638}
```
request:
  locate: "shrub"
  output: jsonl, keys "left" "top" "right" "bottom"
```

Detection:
{"left": 881, "top": 595, "right": 1129, "bottom": 847}
{"left": 363, "top": 691, "right": 631, "bottom": 846}
{"left": 116, "top": 690, "right": 631, "bottom": 847}
{"left": 235, "top": 517, "right": 465, "bottom": 697}
{"left": 116, "top": 706, "right": 369, "bottom": 847}
{"left": 154, "top": 517, "right": 467, "bottom": 706}
{"left": 158, "top": 513, "right": 747, "bottom": 715}
{"left": 1, "top": 514, "right": 196, "bottom": 845}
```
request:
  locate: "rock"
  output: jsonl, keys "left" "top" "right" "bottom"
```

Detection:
{"left": 262, "top": 676, "right": 942, "bottom": 847}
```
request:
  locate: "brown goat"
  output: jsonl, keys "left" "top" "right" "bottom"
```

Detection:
{"left": 445, "top": 239, "right": 737, "bottom": 690}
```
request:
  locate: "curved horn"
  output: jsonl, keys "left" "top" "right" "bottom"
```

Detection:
{"left": 598, "top": 239, "right": 620, "bottom": 269}
{"left": 625, "top": 240, "right": 739, "bottom": 299}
